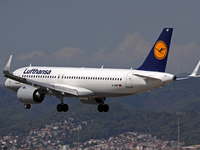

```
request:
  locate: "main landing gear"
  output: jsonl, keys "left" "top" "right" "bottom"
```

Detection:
{"left": 57, "top": 103, "right": 68, "bottom": 112}
{"left": 97, "top": 104, "right": 109, "bottom": 112}
{"left": 57, "top": 94, "right": 68, "bottom": 112}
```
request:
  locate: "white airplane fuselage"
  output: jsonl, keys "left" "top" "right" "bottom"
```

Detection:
{"left": 5, "top": 66, "right": 175, "bottom": 98}
{"left": 6, "top": 28, "right": 191, "bottom": 112}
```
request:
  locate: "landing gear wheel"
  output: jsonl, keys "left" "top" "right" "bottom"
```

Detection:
{"left": 62, "top": 104, "right": 68, "bottom": 112}
{"left": 57, "top": 104, "right": 63, "bottom": 112}
{"left": 103, "top": 104, "right": 109, "bottom": 112}
{"left": 98, "top": 104, "right": 104, "bottom": 112}
{"left": 97, "top": 104, "right": 109, "bottom": 112}
{"left": 57, "top": 104, "right": 68, "bottom": 112}
{"left": 24, "top": 104, "right": 31, "bottom": 109}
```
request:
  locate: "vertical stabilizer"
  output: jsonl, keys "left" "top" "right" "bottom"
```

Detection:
{"left": 137, "top": 28, "right": 173, "bottom": 72}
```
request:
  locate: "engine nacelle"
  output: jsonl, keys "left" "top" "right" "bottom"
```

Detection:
{"left": 17, "top": 85, "right": 45, "bottom": 104}
{"left": 79, "top": 97, "right": 106, "bottom": 105}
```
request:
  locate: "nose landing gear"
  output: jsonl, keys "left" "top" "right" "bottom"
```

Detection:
{"left": 24, "top": 104, "right": 31, "bottom": 109}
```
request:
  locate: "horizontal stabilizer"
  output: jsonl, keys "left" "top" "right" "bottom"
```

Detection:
{"left": 133, "top": 73, "right": 162, "bottom": 81}
{"left": 177, "top": 60, "right": 200, "bottom": 80}
{"left": 189, "top": 60, "right": 200, "bottom": 77}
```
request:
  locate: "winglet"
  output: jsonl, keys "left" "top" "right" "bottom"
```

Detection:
{"left": 189, "top": 60, "right": 200, "bottom": 77}
{"left": 3, "top": 55, "right": 13, "bottom": 75}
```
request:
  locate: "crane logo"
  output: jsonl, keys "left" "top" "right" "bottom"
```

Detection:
{"left": 154, "top": 40, "right": 168, "bottom": 60}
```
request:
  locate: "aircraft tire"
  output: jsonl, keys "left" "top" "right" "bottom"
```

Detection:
{"left": 57, "top": 104, "right": 63, "bottom": 112}
{"left": 24, "top": 104, "right": 31, "bottom": 109}
{"left": 97, "top": 104, "right": 104, "bottom": 112}
{"left": 103, "top": 104, "right": 109, "bottom": 112}
{"left": 63, "top": 104, "right": 68, "bottom": 112}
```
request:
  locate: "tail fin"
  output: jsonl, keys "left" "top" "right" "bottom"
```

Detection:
{"left": 137, "top": 28, "right": 173, "bottom": 72}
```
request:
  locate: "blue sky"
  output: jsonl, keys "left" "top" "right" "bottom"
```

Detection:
{"left": 1, "top": 0, "right": 200, "bottom": 84}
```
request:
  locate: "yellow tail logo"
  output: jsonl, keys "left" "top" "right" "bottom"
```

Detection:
{"left": 154, "top": 40, "right": 168, "bottom": 60}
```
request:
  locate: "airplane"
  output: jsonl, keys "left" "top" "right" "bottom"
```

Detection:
{"left": 3, "top": 28, "right": 200, "bottom": 113}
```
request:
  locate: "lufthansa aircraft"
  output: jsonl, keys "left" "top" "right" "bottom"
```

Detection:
{"left": 3, "top": 28, "right": 200, "bottom": 112}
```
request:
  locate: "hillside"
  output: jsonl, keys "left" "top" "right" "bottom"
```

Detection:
{"left": 0, "top": 77, "right": 200, "bottom": 145}
{"left": 113, "top": 77, "right": 200, "bottom": 112}
{"left": 1, "top": 102, "right": 200, "bottom": 146}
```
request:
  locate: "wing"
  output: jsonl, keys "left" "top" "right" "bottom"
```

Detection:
{"left": 3, "top": 55, "right": 94, "bottom": 97}
{"left": 177, "top": 60, "right": 200, "bottom": 80}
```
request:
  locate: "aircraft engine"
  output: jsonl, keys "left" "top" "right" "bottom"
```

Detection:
{"left": 79, "top": 97, "right": 106, "bottom": 105}
{"left": 17, "top": 85, "right": 45, "bottom": 104}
